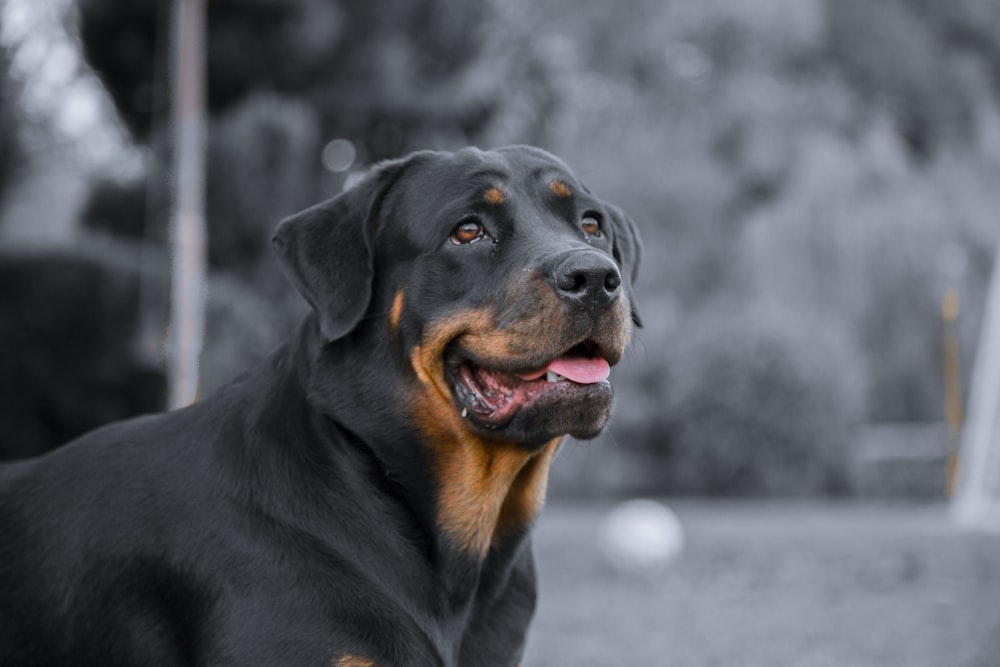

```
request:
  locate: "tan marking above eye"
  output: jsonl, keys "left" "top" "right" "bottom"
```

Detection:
{"left": 483, "top": 187, "right": 506, "bottom": 205}
{"left": 388, "top": 290, "right": 405, "bottom": 334}
{"left": 549, "top": 180, "right": 572, "bottom": 199}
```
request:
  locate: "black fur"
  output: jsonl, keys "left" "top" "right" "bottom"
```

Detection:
{"left": 0, "top": 146, "right": 641, "bottom": 666}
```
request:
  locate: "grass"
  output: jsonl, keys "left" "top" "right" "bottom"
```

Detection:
{"left": 524, "top": 500, "right": 1000, "bottom": 667}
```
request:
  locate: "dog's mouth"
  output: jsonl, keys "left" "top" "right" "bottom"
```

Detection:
{"left": 446, "top": 341, "right": 613, "bottom": 431}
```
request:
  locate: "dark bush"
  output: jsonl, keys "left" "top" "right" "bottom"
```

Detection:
{"left": 0, "top": 39, "right": 24, "bottom": 208}
{"left": 0, "top": 245, "right": 305, "bottom": 460}
{"left": 825, "top": 0, "right": 973, "bottom": 159}
{"left": 0, "top": 250, "right": 166, "bottom": 460}
{"left": 614, "top": 300, "right": 865, "bottom": 496}
{"left": 205, "top": 93, "right": 320, "bottom": 283}
{"left": 77, "top": 0, "right": 493, "bottom": 157}
{"left": 80, "top": 175, "right": 153, "bottom": 242}
{"left": 81, "top": 93, "right": 320, "bottom": 294}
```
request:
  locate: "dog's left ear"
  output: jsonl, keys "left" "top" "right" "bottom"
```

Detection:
{"left": 606, "top": 203, "right": 643, "bottom": 327}
{"left": 272, "top": 156, "right": 418, "bottom": 341}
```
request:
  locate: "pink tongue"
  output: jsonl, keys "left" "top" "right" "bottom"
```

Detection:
{"left": 546, "top": 356, "right": 611, "bottom": 384}
{"left": 516, "top": 356, "right": 612, "bottom": 384}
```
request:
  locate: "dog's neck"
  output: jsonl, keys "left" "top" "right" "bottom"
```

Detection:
{"left": 283, "top": 315, "right": 551, "bottom": 599}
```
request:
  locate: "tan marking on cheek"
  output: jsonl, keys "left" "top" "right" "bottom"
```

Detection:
{"left": 483, "top": 187, "right": 506, "bottom": 206}
{"left": 549, "top": 179, "right": 572, "bottom": 199}
{"left": 407, "top": 307, "right": 552, "bottom": 558}
{"left": 460, "top": 277, "right": 569, "bottom": 361}
{"left": 404, "top": 273, "right": 631, "bottom": 558}
{"left": 388, "top": 289, "right": 405, "bottom": 336}
{"left": 409, "top": 309, "right": 494, "bottom": 400}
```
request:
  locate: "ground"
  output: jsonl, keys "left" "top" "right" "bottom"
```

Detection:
{"left": 524, "top": 501, "right": 1000, "bottom": 667}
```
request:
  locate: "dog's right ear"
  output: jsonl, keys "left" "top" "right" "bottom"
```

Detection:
{"left": 605, "top": 202, "right": 643, "bottom": 328}
{"left": 272, "top": 156, "right": 417, "bottom": 342}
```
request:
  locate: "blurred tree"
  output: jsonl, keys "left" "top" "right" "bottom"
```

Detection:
{"left": 77, "top": 0, "right": 497, "bottom": 160}
{"left": 83, "top": 93, "right": 321, "bottom": 296}
{"left": 204, "top": 93, "right": 320, "bottom": 283}
{"left": 910, "top": 0, "right": 1000, "bottom": 92}
{"left": 75, "top": 0, "right": 565, "bottom": 351}
{"left": 64, "top": 0, "right": 1000, "bottom": 496}
{"left": 76, "top": 0, "right": 168, "bottom": 141}
{"left": 825, "top": 0, "right": 976, "bottom": 159}
{"left": 80, "top": 175, "right": 151, "bottom": 242}
{"left": 0, "top": 251, "right": 166, "bottom": 460}
{"left": 0, "top": 35, "right": 24, "bottom": 208}
{"left": 76, "top": 0, "right": 551, "bottom": 301}
{"left": 612, "top": 297, "right": 864, "bottom": 496}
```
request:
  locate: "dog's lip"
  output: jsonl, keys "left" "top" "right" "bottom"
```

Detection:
{"left": 445, "top": 341, "right": 613, "bottom": 428}
{"left": 449, "top": 339, "right": 611, "bottom": 378}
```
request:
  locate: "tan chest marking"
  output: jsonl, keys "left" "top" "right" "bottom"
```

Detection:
{"left": 408, "top": 310, "right": 561, "bottom": 558}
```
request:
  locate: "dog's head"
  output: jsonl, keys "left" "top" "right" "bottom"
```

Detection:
{"left": 273, "top": 146, "right": 641, "bottom": 449}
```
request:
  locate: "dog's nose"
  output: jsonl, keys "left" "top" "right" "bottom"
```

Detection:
{"left": 551, "top": 252, "right": 622, "bottom": 314}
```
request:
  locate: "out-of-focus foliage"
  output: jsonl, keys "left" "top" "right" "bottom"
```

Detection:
{"left": 80, "top": 176, "right": 148, "bottom": 241}
{"left": 0, "top": 250, "right": 165, "bottom": 460}
{"left": 84, "top": 94, "right": 321, "bottom": 296}
{"left": 826, "top": 0, "right": 971, "bottom": 159}
{"left": 620, "top": 299, "right": 864, "bottom": 496}
{"left": 54, "top": 0, "right": 1000, "bottom": 494}
{"left": 204, "top": 94, "right": 320, "bottom": 282}
{"left": 75, "top": 0, "right": 163, "bottom": 140}
{"left": 534, "top": 0, "right": 1000, "bottom": 494}
{"left": 76, "top": 0, "right": 563, "bottom": 312}
{"left": 0, "top": 36, "right": 23, "bottom": 207}
{"left": 77, "top": 0, "right": 500, "bottom": 159}
{"left": 742, "top": 147, "right": 999, "bottom": 423}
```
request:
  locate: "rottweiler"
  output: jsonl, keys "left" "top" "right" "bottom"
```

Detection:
{"left": 0, "top": 146, "right": 642, "bottom": 666}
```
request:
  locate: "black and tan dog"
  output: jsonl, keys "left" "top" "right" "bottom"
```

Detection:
{"left": 0, "top": 146, "right": 641, "bottom": 666}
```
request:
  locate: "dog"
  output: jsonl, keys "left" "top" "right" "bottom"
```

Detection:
{"left": 0, "top": 145, "right": 641, "bottom": 666}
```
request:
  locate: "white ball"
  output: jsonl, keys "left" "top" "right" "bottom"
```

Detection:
{"left": 599, "top": 499, "right": 685, "bottom": 574}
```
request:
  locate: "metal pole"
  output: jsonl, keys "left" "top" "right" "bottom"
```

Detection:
{"left": 167, "top": 0, "right": 206, "bottom": 409}
{"left": 953, "top": 239, "right": 1000, "bottom": 530}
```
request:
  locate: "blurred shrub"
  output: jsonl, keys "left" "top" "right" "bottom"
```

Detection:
{"left": 825, "top": 0, "right": 973, "bottom": 159}
{"left": 0, "top": 39, "right": 24, "bottom": 208}
{"left": 79, "top": 93, "right": 317, "bottom": 397}
{"left": 205, "top": 93, "right": 320, "bottom": 285}
{"left": 0, "top": 249, "right": 165, "bottom": 460}
{"left": 742, "top": 124, "right": 1000, "bottom": 422}
{"left": 77, "top": 0, "right": 493, "bottom": 159}
{"left": 612, "top": 299, "right": 864, "bottom": 496}
{"left": 0, "top": 244, "right": 305, "bottom": 459}
{"left": 83, "top": 93, "right": 320, "bottom": 290}
{"left": 199, "top": 270, "right": 308, "bottom": 395}
{"left": 80, "top": 175, "right": 152, "bottom": 242}
{"left": 65, "top": 0, "right": 1000, "bottom": 499}
{"left": 665, "top": 302, "right": 863, "bottom": 495}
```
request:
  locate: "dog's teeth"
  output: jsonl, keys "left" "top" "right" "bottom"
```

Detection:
{"left": 546, "top": 371, "right": 563, "bottom": 383}
{"left": 461, "top": 407, "right": 468, "bottom": 418}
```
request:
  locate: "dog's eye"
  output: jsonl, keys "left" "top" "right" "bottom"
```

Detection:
{"left": 581, "top": 214, "right": 602, "bottom": 238}
{"left": 450, "top": 219, "right": 486, "bottom": 245}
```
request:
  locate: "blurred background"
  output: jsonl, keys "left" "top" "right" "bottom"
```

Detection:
{"left": 1, "top": 0, "right": 999, "bottom": 664}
